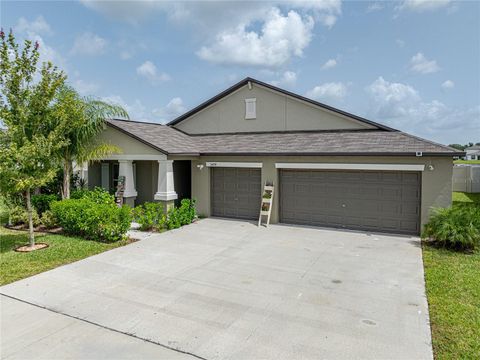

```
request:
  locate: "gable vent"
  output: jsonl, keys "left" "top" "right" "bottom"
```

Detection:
{"left": 245, "top": 98, "right": 256, "bottom": 119}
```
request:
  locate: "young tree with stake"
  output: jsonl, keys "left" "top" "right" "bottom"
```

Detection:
{"left": 0, "top": 29, "right": 66, "bottom": 248}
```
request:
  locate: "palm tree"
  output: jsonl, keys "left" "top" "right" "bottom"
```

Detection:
{"left": 53, "top": 86, "right": 129, "bottom": 199}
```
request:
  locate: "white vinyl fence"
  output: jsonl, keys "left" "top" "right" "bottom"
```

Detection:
{"left": 452, "top": 165, "right": 480, "bottom": 193}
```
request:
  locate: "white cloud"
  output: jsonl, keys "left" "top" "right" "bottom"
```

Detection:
{"left": 366, "top": 77, "right": 421, "bottom": 118}
{"left": 317, "top": 13, "right": 337, "bottom": 27}
{"left": 270, "top": 71, "right": 297, "bottom": 87}
{"left": 136, "top": 61, "right": 170, "bottom": 85}
{"left": 366, "top": 77, "right": 479, "bottom": 142}
{"left": 321, "top": 58, "right": 337, "bottom": 70}
{"left": 396, "top": 39, "right": 405, "bottom": 48}
{"left": 284, "top": 1, "right": 342, "bottom": 28}
{"left": 399, "top": 0, "right": 451, "bottom": 12}
{"left": 15, "top": 16, "right": 52, "bottom": 35}
{"left": 101, "top": 95, "right": 147, "bottom": 121}
{"left": 152, "top": 97, "right": 186, "bottom": 122}
{"left": 306, "top": 82, "right": 347, "bottom": 101}
{"left": 117, "top": 39, "right": 147, "bottom": 60}
{"left": 441, "top": 80, "right": 455, "bottom": 90}
{"left": 81, "top": 2, "right": 342, "bottom": 67}
{"left": 197, "top": 8, "right": 314, "bottom": 67}
{"left": 80, "top": 1, "right": 341, "bottom": 29}
{"left": 71, "top": 32, "right": 107, "bottom": 56}
{"left": 14, "top": 16, "right": 65, "bottom": 69}
{"left": 120, "top": 51, "right": 132, "bottom": 60}
{"left": 366, "top": 2, "right": 384, "bottom": 13}
{"left": 80, "top": 0, "right": 162, "bottom": 23}
{"left": 409, "top": 53, "right": 440, "bottom": 74}
{"left": 73, "top": 79, "right": 99, "bottom": 95}
{"left": 102, "top": 95, "right": 187, "bottom": 123}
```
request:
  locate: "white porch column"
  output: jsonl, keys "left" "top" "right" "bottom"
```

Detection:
{"left": 118, "top": 160, "right": 137, "bottom": 206}
{"left": 154, "top": 160, "right": 177, "bottom": 202}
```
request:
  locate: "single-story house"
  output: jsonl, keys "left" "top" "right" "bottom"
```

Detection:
{"left": 465, "top": 145, "right": 480, "bottom": 160}
{"left": 88, "top": 77, "right": 462, "bottom": 235}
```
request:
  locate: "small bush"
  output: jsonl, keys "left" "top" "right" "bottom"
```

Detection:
{"left": 31, "top": 194, "right": 59, "bottom": 215}
{"left": 166, "top": 199, "right": 196, "bottom": 230}
{"left": 132, "top": 202, "right": 166, "bottom": 231}
{"left": 422, "top": 204, "right": 480, "bottom": 251}
{"left": 9, "top": 206, "right": 41, "bottom": 227}
{"left": 71, "top": 187, "right": 115, "bottom": 205}
{"left": 41, "top": 210, "right": 58, "bottom": 229}
{"left": 71, "top": 189, "right": 89, "bottom": 200}
{"left": 51, "top": 198, "right": 132, "bottom": 242}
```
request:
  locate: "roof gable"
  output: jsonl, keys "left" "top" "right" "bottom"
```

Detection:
{"left": 168, "top": 77, "right": 396, "bottom": 133}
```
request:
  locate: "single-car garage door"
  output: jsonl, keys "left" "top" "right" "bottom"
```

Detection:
{"left": 280, "top": 170, "right": 421, "bottom": 234}
{"left": 211, "top": 167, "right": 261, "bottom": 220}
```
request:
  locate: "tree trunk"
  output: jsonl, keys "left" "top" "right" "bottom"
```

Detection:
{"left": 25, "top": 188, "right": 35, "bottom": 247}
{"left": 62, "top": 160, "right": 71, "bottom": 199}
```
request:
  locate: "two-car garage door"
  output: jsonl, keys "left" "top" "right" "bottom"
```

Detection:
{"left": 210, "top": 167, "right": 421, "bottom": 234}
{"left": 280, "top": 170, "right": 421, "bottom": 235}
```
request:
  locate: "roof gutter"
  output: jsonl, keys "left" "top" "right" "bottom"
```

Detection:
{"left": 197, "top": 151, "right": 464, "bottom": 157}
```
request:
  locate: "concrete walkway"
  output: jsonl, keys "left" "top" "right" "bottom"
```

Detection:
{"left": 0, "top": 218, "right": 433, "bottom": 359}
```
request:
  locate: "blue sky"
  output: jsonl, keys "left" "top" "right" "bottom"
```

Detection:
{"left": 3, "top": 0, "right": 479, "bottom": 144}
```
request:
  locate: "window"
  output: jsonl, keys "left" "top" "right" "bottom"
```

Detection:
{"left": 245, "top": 98, "right": 256, "bottom": 119}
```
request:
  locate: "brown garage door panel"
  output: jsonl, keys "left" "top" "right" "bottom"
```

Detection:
{"left": 280, "top": 170, "right": 421, "bottom": 234}
{"left": 211, "top": 168, "right": 261, "bottom": 220}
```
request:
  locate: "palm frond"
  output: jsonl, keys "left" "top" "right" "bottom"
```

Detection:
{"left": 76, "top": 142, "right": 122, "bottom": 164}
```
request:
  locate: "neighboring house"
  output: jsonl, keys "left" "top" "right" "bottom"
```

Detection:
{"left": 88, "top": 77, "right": 462, "bottom": 235}
{"left": 465, "top": 145, "right": 480, "bottom": 160}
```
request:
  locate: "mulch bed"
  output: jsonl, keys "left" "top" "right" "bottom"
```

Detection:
{"left": 4, "top": 224, "right": 140, "bottom": 251}
{"left": 15, "top": 243, "right": 49, "bottom": 252}
{"left": 5, "top": 224, "right": 63, "bottom": 234}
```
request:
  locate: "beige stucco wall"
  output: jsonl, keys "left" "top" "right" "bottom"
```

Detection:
{"left": 175, "top": 83, "right": 375, "bottom": 134}
{"left": 191, "top": 156, "right": 453, "bottom": 232}
{"left": 99, "top": 126, "right": 165, "bottom": 156}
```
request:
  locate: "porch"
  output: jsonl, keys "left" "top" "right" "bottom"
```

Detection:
{"left": 87, "top": 157, "right": 191, "bottom": 208}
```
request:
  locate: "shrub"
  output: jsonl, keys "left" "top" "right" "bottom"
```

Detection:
{"left": 31, "top": 194, "right": 59, "bottom": 215}
{"left": 132, "top": 202, "right": 166, "bottom": 231}
{"left": 51, "top": 198, "right": 132, "bottom": 242}
{"left": 71, "top": 189, "right": 89, "bottom": 200}
{"left": 71, "top": 187, "right": 115, "bottom": 205}
{"left": 9, "top": 206, "right": 41, "bottom": 227}
{"left": 166, "top": 199, "right": 196, "bottom": 230}
{"left": 41, "top": 210, "right": 58, "bottom": 229}
{"left": 422, "top": 204, "right": 480, "bottom": 251}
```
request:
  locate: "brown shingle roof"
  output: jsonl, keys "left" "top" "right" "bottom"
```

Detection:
{"left": 107, "top": 119, "right": 200, "bottom": 155}
{"left": 107, "top": 119, "right": 460, "bottom": 156}
{"left": 195, "top": 130, "right": 459, "bottom": 155}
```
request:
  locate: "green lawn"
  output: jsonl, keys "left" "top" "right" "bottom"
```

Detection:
{"left": 423, "top": 247, "right": 479, "bottom": 358}
{"left": 0, "top": 227, "right": 132, "bottom": 285}
{"left": 452, "top": 191, "right": 480, "bottom": 205}
{"left": 454, "top": 160, "right": 480, "bottom": 164}
{"left": 423, "top": 192, "right": 480, "bottom": 359}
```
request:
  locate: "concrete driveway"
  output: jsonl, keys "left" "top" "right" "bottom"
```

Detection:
{"left": 1, "top": 218, "right": 432, "bottom": 360}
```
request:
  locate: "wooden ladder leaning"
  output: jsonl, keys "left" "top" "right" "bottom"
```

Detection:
{"left": 258, "top": 182, "right": 274, "bottom": 227}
